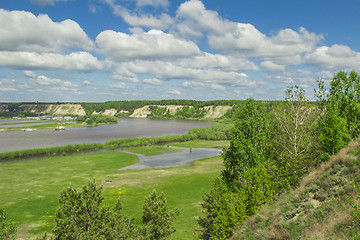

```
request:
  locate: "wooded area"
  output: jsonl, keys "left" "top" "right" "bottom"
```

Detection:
{"left": 195, "top": 70, "right": 360, "bottom": 239}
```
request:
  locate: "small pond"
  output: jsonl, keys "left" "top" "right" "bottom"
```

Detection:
{"left": 119, "top": 147, "right": 222, "bottom": 170}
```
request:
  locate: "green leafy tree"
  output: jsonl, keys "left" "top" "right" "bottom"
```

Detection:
{"left": 54, "top": 180, "right": 135, "bottom": 239}
{"left": 328, "top": 71, "right": 360, "bottom": 139}
{"left": 315, "top": 71, "right": 360, "bottom": 156}
{"left": 239, "top": 163, "right": 277, "bottom": 215}
{"left": 195, "top": 179, "right": 246, "bottom": 240}
{"left": 222, "top": 98, "right": 269, "bottom": 186}
{"left": 272, "top": 84, "right": 320, "bottom": 185}
{"left": 0, "top": 209, "right": 17, "bottom": 240}
{"left": 142, "top": 189, "right": 179, "bottom": 240}
{"left": 319, "top": 102, "right": 351, "bottom": 156}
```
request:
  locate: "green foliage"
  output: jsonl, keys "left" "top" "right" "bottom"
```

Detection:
{"left": 53, "top": 180, "right": 179, "bottom": 240}
{"left": 316, "top": 71, "right": 360, "bottom": 155}
{"left": 222, "top": 98, "right": 270, "bottom": 185}
{"left": 195, "top": 178, "right": 246, "bottom": 240}
{"left": 174, "top": 105, "right": 207, "bottom": 119}
{"left": 142, "top": 190, "right": 179, "bottom": 239}
{"left": 319, "top": 102, "right": 351, "bottom": 155}
{"left": 0, "top": 209, "right": 17, "bottom": 240}
{"left": 147, "top": 105, "right": 212, "bottom": 119}
{"left": 195, "top": 162, "right": 290, "bottom": 239}
{"left": 80, "top": 100, "right": 244, "bottom": 117}
{"left": 272, "top": 84, "right": 320, "bottom": 185}
{"left": 239, "top": 163, "right": 278, "bottom": 215}
{"left": 54, "top": 180, "right": 135, "bottom": 239}
{"left": 77, "top": 114, "right": 118, "bottom": 125}
{"left": 104, "top": 134, "right": 197, "bottom": 149}
{"left": 0, "top": 143, "right": 104, "bottom": 162}
{"left": 195, "top": 99, "right": 290, "bottom": 239}
{"left": 343, "top": 182, "right": 360, "bottom": 230}
{"left": 189, "top": 123, "right": 232, "bottom": 140}
{"left": 197, "top": 89, "right": 323, "bottom": 239}
{"left": 148, "top": 106, "right": 173, "bottom": 118}
{"left": 0, "top": 111, "right": 38, "bottom": 118}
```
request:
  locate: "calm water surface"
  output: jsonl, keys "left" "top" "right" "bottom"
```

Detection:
{"left": 0, "top": 118, "right": 214, "bottom": 153}
{"left": 119, "top": 147, "right": 221, "bottom": 170}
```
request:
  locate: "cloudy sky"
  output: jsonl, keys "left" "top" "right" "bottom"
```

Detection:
{"left": 1, "top": 0, "right": 359, "bottom": 102}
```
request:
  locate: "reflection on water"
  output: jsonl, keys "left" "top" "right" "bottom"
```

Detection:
{"left": 0, "top": 118, "right": 215, "bottom": 153}
{"left": 119, "top": 147, "right": 222, "bottom": 170}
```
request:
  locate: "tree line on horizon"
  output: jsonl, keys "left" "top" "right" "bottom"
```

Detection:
{"left": 0, "top": 99, "right": 282, "bottom": 119}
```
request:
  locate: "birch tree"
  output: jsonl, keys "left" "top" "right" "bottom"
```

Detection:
{"left": 272, "top": 85, "right": 320, "bottom": 184}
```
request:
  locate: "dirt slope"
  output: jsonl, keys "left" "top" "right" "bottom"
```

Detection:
{"left": 231, "top": 140, "right": 360, "bottom": 240}
{"left": 47, "top": 104, "right": 86, "bottom": 116}
{"left": 129, "top": 105, "right": 232, "bottom": 119}
{"left": 10, "top": 104, "right": 87, "bottom": 116}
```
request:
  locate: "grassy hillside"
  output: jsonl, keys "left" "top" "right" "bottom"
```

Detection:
{"left": 231, "top": 140, "right": 360, "bottom": 240}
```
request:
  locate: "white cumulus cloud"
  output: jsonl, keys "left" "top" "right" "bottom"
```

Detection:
{"left": 24, "top": 70, "right": 37, "bottom": 78}
{"left": 109, "top": 82, "right": 129, "bottom": 89}
{"left": 96, "top": 29, "right": 201, "bottom": 61}
{"left": 304, "top": 44, "right": 360, "bottom": 71}
{"left": 209, "top": 24, "right": 322, "bottom": 65}
{"left": 104, "top": 0, "right": 173, "bottom": 29}
{"left": 261, "top": 61, "right": 285, "bottom": 72}
{"left": 175, "top": 0, "right": 235, "bottom": 37}
{"left": 0, "top": 9, "right": 94, "bottom": 53}
{"left": 168, "top": 90, "right": 181, "bottom": 95}
{"left": 0, "top": 51, "right": 103, "bottom": 72}
{"left": 143, "top": 78, "right": 163, "bottom": 86}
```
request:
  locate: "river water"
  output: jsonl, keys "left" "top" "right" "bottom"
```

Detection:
{"left": 0, "top": 118, "right": 214, "bottom": 153}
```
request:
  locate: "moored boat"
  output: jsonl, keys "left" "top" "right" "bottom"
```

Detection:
{"left": 23, "top": 128, "right": 36, "bottom": 131}
{"left": 55, "top": 126, "right": 65, "bottom": 130}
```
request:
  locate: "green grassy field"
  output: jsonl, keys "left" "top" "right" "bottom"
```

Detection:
{"left": 0, "top": 121, "right": 85, "bottom": 131}
{"left": 0, "top": 121, "right": 44, "bottom": 126}
{"left": 0, "top": 141, "right": 227, "bottom": 239}
{"left": 125, "top": 145, "right": 184, "bottom": 156}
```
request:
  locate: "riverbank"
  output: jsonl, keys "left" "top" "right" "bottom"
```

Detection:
{"left": 0, "top": 121, "right": 230, "bottom": 162}
{"left": 0, "top": 118, "right": 219, "bottom": 153}
{"left": 0, "top": 101, "right": 240, "bottom": 120}
{"left": 0, "top": 116, "right": 119, "bottom": 132}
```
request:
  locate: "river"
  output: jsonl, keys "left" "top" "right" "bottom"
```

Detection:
{"left": 0, "top": 118, "right": 215, "bottom": 153}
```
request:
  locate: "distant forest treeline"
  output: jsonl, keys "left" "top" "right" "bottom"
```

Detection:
{"left": 0, "top": 100, "right": 286, "bottom": 119}
{"left": 81, "top": 99, "right": 284, "bottom": 117}
{"left": 81, "top": 99, "right": 244, "bottom": 116}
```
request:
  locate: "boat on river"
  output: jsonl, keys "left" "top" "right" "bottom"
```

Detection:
{"left": 22, "top": 128, "right": 36, "bottom": 131}
{"left": 55, "top": 126, "right": 65, "bottom": 130}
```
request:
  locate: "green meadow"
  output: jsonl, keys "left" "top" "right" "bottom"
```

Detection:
{"left": 0, "top": 141, "right": 227, "bottom": 239}
{"left": 0, "top": 121, "right": 44, "bottom": 126}
{"left": 0, "top": 122, "right": 85, "bottom": 131}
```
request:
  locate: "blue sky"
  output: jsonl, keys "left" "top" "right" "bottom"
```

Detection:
{"left": 1, "top": 0, "right": 359, "bottom": 102}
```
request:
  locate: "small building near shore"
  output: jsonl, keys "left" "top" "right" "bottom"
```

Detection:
{"left": 40, "top": 115, "right": 54, "bottom": 120}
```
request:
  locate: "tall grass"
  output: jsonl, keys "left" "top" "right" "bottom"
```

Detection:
{"left": 104, "top": 134, "right": 198, "bottom": 149}
{"left": 0, "top": 143, "right": 104, "bottom": 162}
